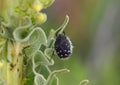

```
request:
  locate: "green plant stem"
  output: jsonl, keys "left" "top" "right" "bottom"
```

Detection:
{"left": 2, "top": 42, "right": 23, "bottom": 85}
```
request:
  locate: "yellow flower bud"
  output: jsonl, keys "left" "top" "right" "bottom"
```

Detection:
{"left": 36, "top": 13, "right": 47, "bottom": 24}
{"left": 0, "top": 61, "right": 3, "bottom": 68}
{"left": 33, "top": 4, "right": 43, "bottom": 12}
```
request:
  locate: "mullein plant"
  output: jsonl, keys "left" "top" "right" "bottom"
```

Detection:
{"left": 0, "top": 0, "right": 70, "bottom": 85}
{"left": 0, "top": 0, "right": 89, "bottom": 85}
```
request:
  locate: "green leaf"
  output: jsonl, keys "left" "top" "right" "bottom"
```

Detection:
{"left": 79, "top": 80, "right": 89, "bottom": 85}
{"left": 55, "top": 15, "right": 69, "bottom": 35}
{"left": 0, "top": 17, "right": 32, "bottom": 41}
{"left": 32, "top": 51, "right": 70, "bottom": 85}
{"left": 35, "top": 64, "right": 50, "bottom": 79}
{"left": 13, "top": 27, "right": 47, "bottom": 46}
{"left": 8, "top": 15, "right": 20, "bottom": 29}
{"left": 24, "top": 42, "right": 41, "bottom": 58}
{"left": 0, "top": 23, "right": 14, "bottom": 40}
{"left": 50, "top": 76, "right": 59, "bottom": 85}
{"left": 44, "top": 48, "right": 54, "bottom": 65}
{"left": 32, "top": 50, "right": 47, "bottom": 85}
{"left": 47, "top": 29, "right": 56, "bottom": 48}
{"left": 21, "top": 17, "right": 32, "bottom": 27}
{"left": 23, "top": 59, "right": 35, "bottom": 85}
{"left": 34, "top": 74, "right": 46, "bottom": 85}
{"left": 45, "top": 69, "right": 70, "bottom": 85}
{"left": 33, "top": 50, "right": 53, "bottom": 66}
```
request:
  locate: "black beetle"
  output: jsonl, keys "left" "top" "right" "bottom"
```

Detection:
{"left": 54, "top": 33, "right": 73, "bottom": 58}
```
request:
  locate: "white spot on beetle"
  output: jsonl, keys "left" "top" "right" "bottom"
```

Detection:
{"left": 61, "top": 54, "right": 63, "bottom": 56}
{"left": 64, "top": 50, "right": 67, "bottom": 52}
{"left": 65, "top": 54, "right": 68, "bottom": 56}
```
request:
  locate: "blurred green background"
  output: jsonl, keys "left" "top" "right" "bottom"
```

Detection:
{"left": 1, "top": 0, "right": 120, "bottom": 85}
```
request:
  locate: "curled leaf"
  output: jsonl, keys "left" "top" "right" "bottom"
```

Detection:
{"left": 23, "top": 43, "right": 41, "bottom": 57}
{"left": 44, "top": 48, "right": 54, "bottom": 65}
{"left": 0, "top": 23, "right": 14, "bottom": 40}
{"left": 45, "top": 68, "right": 70, "bottom": 85}
{"left": 13, "top": 27, "right": 47, "bottom": 46}
{"left": 51, "top": 76, "right": 59, "bottom": 85}
{"left": 33, "top": 50, "right": 54, "bottom": 66}
{"left": 79, "top": 80, "right": 89, "bottom": 85}
{"left": 34, "top": 74, "right": 46, "bottom": 85}
{"left": 47, "top": 29, "right": 56, "bottom": 48}
{"left": 55, "top": 15, "right": 69, "bottom": 35}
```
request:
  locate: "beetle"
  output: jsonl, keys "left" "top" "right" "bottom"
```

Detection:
{"left": 54, "top": 33, "right": 73, "bottom": 58}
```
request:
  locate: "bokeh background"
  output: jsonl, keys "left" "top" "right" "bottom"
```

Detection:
{"left": 1, "top": 0, "right": 120, "bottom": 85}
{"left": 42, "top": 0, "right": 120, "bottom": 85}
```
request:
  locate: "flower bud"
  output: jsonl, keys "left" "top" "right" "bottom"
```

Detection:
{"left": 33, "top": 4, "right": 43, "bottom": 12}
{"left": 36, "top": 13, "right": 47, "bottom": 24}
{"left": 33, "top": 0, "right": 43, "bottom": 12}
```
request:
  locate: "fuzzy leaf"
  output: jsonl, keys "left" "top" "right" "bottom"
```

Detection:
{"left": 55, "top": 15, "right": 69, "bottom": 35}
{"left": 44, "top": 48, "right": 54, "bottom": 65}
{"left": 23, "top": 59, "right": 35, "bottom": 85}
{"left": 0, "top": 23, "right": 14, "bottom": 40}
{"left": 34, "top": 74, "right": 46, "bottom": 85}
{"left": 8, "top": 15, "right": 20, "bottom": 28}
{"left": 13, "top": 27, "right": 47, "bottom": 46}
{"left": 50, "top": 76, "right": 59, "bottom": 85}
{"left": 24, "top": 42, "right": 41, "bottom": 58}
{"left": 45, "top": 69, "right": 70, "bottom": 85}
{"left": 35, "top": 64, "right": 50, "bottom": 79}
{"left": 33, "top": 50, "right": 53, "bottom": 66}
{"left": 47, "top": 29, "right": 56, "bottom": 48}
{"left": 32, "top": 51, "right": 47, "bottom": 85}
{"left": 79, "top": 80, "right": 89, "bottom": 85}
